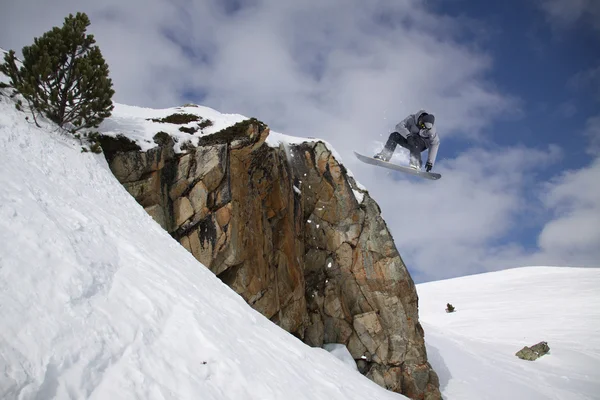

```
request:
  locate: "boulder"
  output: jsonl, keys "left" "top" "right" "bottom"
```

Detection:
{"left": 516, "top": 341, "right": 550, "bottom": 361}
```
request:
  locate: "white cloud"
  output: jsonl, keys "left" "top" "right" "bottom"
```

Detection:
{"left": 536, "top": 0, "right": 600, "bottom": 30}
{"left": 535, "top": 158, "right": 600, "bottom": 265}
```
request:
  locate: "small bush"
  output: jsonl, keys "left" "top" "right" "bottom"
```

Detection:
{"left": 179, "top": 126, "right": 198, "bottom": 134}
{"left": 153, "top": 131, "right": 173, "bottom": 146}
{"left": 197, "top": 118, "right": 266, "bottom": 147}
{"left": 150, "top": 113, "right": 199, "bottom": 124}
{"left": 89, "top": 141, "right": 103, "bottom": 153}
{"left": 446, "top": 303, "right": 455, "bottom": 313}
{"left": 180, "top": 140, "right": 196, "bottom": 152}
{"left": 198, "top": 119, "right": 213, "bottom": 130}
{"left": 96, "top": 133, "right": 141, "bottom": 156}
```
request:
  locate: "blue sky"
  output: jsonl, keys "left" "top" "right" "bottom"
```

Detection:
{"left": 433, "top": 0, "right": 597, "bottom": 163}
{"left": 421, "top": 0, "right": 600, "bottom": 256}
{"left": 1, "top": 0, "right": 598, "bottom": 282}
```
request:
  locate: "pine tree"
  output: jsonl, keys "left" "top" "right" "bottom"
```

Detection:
{"left": 0, "top": 12, "right": 115, "bottom": 131}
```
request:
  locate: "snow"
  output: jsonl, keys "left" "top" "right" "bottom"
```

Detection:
{"left": 98, "top": 103, "right": 248, "bottom": 152}
{"left": 2, "top": 84, "right": 600, "bottom": 400}
{"left": 0, "top": 50, "right": 12, "bottom": 86}
{"left": 265, "top": 130, "right": 312, "bottom": 148}
{"left": 417, "top": 266, "right": 600, "bottom": 400}
{"left": 352, "top": 189, "right": 365, "bottom": 204}
{"left": 0, "top": 94, "right": 405, "bottom": 399}
{"left": 322, "top": 344, "right": 358, "bottom": 371}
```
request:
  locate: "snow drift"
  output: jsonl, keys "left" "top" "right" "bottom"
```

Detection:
{"left": 418, "top": 266, "right": 600, "bottom": 400}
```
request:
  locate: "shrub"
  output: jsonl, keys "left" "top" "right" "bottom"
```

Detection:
{"left": 86, "top": 131, "right": 103, "bottom": 154}
{"left": 180, "top": 140, "right": 196, "bottom": 152}
{"left": 0, "top": 12, "right": 115, "bottom": 131}
{"left": 197, "top": 118, "right": 266, "bottom": 147}
{"left": 150, "top": 113, "right": 199, "bottom": 124}
{"left": 96, "top": 133, "right": 141, "bottom": 154}
{"left": 446, "top": 303, "right": 455, "bottom": 313}
{"left": 198, "top": 119, "right": 213, "bottom": 130}
{"left": 89, "top": 141, "right": 103, "bottom": 153}
{"left": 153, "top": 131, "right": 173, "bottom": 146}
{"left": 179, "top": 126, "right": 198, "bottom": 134}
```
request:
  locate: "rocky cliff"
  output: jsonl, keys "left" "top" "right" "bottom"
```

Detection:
{"left": 100, "top": 118, "right": 441, "bottom": 400}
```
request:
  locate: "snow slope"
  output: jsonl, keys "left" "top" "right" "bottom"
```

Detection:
{"left": 417, "top": 267, "right": 600, "bottom": 400}
{"left": 0, "top": 94, "right": 405, "bottom": 399}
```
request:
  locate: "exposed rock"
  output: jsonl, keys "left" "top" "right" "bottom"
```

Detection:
{"left": 102, "top": 119, "right": 441, "bottom": 400}
{"left": 145, "top": 204, "right": 167, "bottom": 228}
{"left": 174, "top": 196, "right": 194, "bottom": 227}
{"left": 516, "top": 341, "right": 550, "bottom": 361}
{"left": 192, "top": 145, "right": 227, "bottom": 192}
{"left": 188, "top": 181, "right": 209, "bottom": 220}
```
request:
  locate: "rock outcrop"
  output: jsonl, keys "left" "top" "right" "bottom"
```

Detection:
{"left": 101, "top": 119, "right": 441, "bottom": 400}
{"left": 516, "top": 341, "right": 550, "bottom": 361}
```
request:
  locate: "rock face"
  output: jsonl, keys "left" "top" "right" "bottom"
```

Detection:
{"left": 101, "top": 119, "right": 441, "bottom": 400}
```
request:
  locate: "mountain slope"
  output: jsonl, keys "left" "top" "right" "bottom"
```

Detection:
{"left": 417, "top": 267, "right": 600, "bottom": 400}
{"left": 0, "top": 94, "right": 405, "bottom": 399}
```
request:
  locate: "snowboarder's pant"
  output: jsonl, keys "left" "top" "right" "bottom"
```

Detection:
{"left": 383, "top": 132, "right": 427, "bottom": 166}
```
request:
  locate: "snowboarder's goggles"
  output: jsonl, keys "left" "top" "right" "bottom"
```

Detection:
{"left": 419, "top": 122, "right": 433, "bottom": 129}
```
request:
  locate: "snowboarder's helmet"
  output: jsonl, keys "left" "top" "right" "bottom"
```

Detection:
{"left": 419, "top": 113, "right": 435, "bottom": 129}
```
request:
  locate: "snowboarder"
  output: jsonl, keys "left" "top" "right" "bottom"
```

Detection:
{"left": 373, "top": 110, "right": 439, "bottom": 172}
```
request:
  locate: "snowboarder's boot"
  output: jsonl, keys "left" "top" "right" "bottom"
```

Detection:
{"left": 374, "top": 151, "right": 391, "bottom": 162}
{"left": 409, "top": 154, "right": 422, "bottom": 170}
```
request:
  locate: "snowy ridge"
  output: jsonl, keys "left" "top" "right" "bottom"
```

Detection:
{"left": 98, "top": 103, "right": 347, "bottom": 159}
{"left": 98, "top": 102, "right": 368, "bottom": 200}
{"left": 99, "top": 102, "right": 248, "bottom": 152}
{"left": 0, "top": 94, "right": 404, "bottom": 399}
{"left": 417, "top": 266, "right": 600, "bottom": 400}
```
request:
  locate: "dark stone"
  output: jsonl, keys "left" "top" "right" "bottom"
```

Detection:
{"left": 198, "top": 215, "right": 217, "bottom": 251}
{"left": 97, "top": 134, "right": 141, "bottom": 163}
{"left": 516, "top": 341, "right": 550, "bottom": 361}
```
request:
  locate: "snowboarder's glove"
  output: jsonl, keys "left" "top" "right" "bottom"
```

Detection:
{"left": 425, "top": 162, "right": 433, "bottom": 172}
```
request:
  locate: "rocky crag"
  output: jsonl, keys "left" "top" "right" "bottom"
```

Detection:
{"left": 100, "top": 118, "right": 441, "bottom": 400}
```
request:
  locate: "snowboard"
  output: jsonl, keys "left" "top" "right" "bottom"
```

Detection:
{"left": 354, "top": 151, "right": 442, "bottom": 180}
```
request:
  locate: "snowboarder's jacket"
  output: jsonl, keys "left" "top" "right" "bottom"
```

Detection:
{"left": 394, "top": 109, "right": 440, "bottom": 166}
